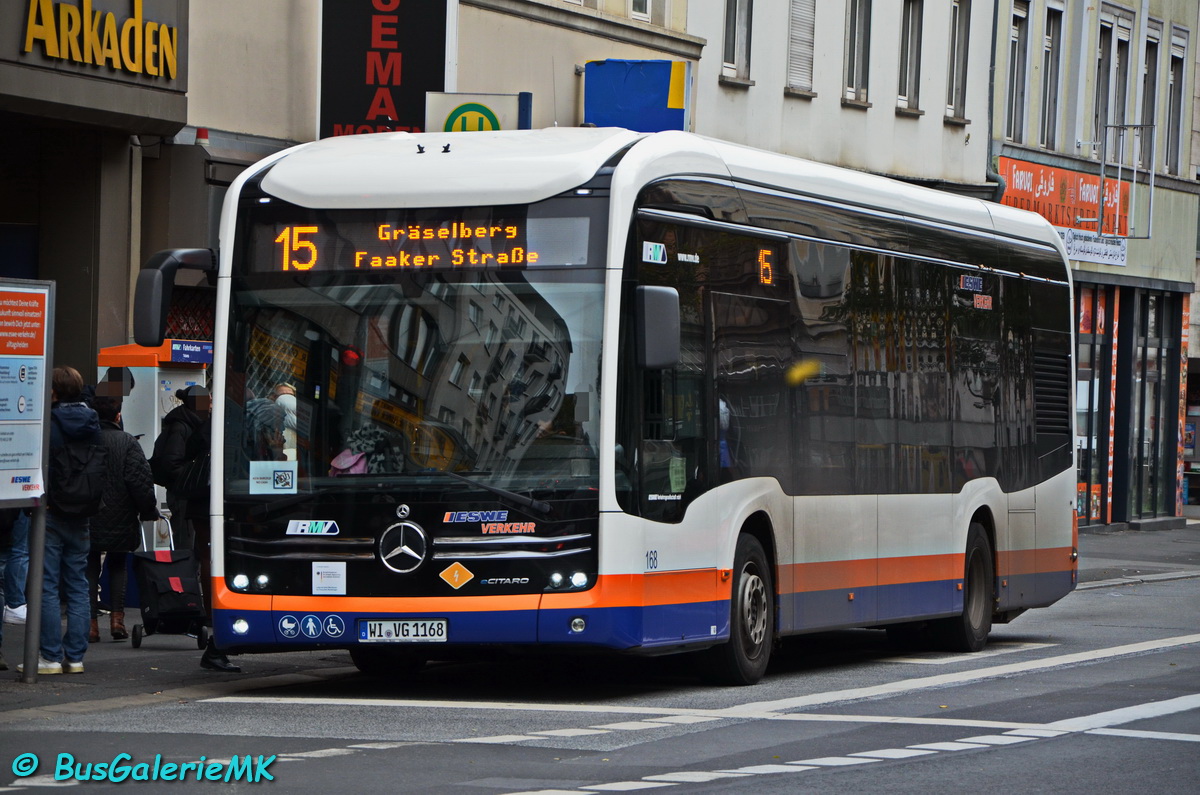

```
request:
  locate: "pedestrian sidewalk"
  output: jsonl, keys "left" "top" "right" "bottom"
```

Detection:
{"left": 1077, "top": 519, "right": 1200, "bottom": 589}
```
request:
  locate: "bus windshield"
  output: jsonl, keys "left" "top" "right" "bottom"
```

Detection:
{"left": 224, "top": 248, "right": 604, "bottom": 502}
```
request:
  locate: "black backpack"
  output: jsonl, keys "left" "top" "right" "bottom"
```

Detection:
{"left": 47, "top": 415, "right": 108, "bottom": 517}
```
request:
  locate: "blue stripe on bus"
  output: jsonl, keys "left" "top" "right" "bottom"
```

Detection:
{"left": 211, "top": 569, "right": 1074, "bottom": 650}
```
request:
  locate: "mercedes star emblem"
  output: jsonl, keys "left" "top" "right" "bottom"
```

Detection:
{"left": 379, "top": 521, "right": 427, "bottom": 574}
{"left": 396, "top": 504, "right": 411, "bottom": 519}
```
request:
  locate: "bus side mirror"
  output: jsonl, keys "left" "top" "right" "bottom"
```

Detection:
{"left": 133, "top": 248, "right": 216, "bottom": 347}
{"left": 636, "top": 285, "right": 680, "bottom": 369}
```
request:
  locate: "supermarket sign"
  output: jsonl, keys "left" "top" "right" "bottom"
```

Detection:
{"left": 999, "top": 156, "right": 1129, "bottom": 267}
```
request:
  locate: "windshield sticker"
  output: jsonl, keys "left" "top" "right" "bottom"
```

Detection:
{"left": 312, "top": 562, "right": 346, "bottom": 595}
{"left": 669, "top": 456, "right": 686, "bottom": 492}
{"left": 286, "top": 520, "right": 340, "bottom": 535}
{"left": 249, "top": 460, "right": 298, "bottom": 494}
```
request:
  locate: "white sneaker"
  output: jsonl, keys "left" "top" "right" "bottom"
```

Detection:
{"left": 63, "top": 660, "right": 85, "bottom": 674}
{"left": 3, "top": 604, "right": 27, "bottom": 625}
{"left": 17, "top": 657, "right": 62, "bottom": 675}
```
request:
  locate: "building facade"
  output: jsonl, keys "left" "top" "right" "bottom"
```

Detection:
{"left": 686, "top": 1, "right": 997, "bottom": 195}
{"left": 991, "top": 0, "right": 1198, "bottom": 529}
{"left": 5, "top": 0, "right": 1197, "bottom": 533}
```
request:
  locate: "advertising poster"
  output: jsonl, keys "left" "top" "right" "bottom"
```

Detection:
{"left": 0, "top": 284, "right": 51, "bottom": 503}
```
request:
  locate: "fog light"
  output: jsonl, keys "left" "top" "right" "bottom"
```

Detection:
{"left": 255, "top": 574, "right": 270, "bottom": 590}
{"left": 570, "top": 617, "right": 586, "bottom": 633}
{"left": 231, "top": 574, "right": 250, "bottom": 591}
{"left": 549, "top": 572, "right": 564, "bottom": 588}
{"left": 570, "top": 571, "right": 588, "bottom": 588}
{"left": 232, "top": 618, "right": 250, "bottom": 635}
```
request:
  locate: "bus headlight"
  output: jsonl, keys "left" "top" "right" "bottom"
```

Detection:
{"left": 570, "top": 617, "right": 586, "bottom": 633}
{"left": 255, "top": 574, "right": 270, "bottom": 591}
{"left": 549, "top": 572, "right": 564, "bottom": 588}
{"left": 231, "top": 574, "right": 250, "bottom": 591}
{"left": 570, "top": 571, "right": 588, "bottom": 588}
{"left": 232, "top": 618, "right": 250, "bottom": 635}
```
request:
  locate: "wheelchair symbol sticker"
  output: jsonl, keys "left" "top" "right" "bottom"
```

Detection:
{"left": 323, "top": 615, "right": 345, "bottom": 638}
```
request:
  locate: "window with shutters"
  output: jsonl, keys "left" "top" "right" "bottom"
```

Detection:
{"left": 1005, "top": 1, "right": 1029, "bottom": 142}
{"left": 844, "top": 0, "right": 871, "bottom": 105}
{"left": 723, "top": 0, "right": 754, "bottom": 83}
{"left": 786, "top": 0, "right": 816, "bottom": 94}
{"left": 945, "top": 0, "right": 971, "bottom": 120}
{"left": 1165, "top": 30, "right": 1187, "bottom": 175}
{"left": 897, "top": 0, "right": 922, "bottom": 112}
{"left": 1039, "top": 4, "right": 1063, "bottom": 148}
{"left": 1093, "top": 7, "right": 1133, "bottom": 162}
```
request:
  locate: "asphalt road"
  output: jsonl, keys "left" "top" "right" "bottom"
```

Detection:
{"left": 1, "top": 524, "right": 1197, "bottom": 793}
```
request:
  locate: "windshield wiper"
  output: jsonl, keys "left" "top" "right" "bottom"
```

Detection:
{"left": 417, "top": 469, "right": 553, "bottom": 516}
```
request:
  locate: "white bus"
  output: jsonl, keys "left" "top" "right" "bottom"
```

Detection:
{"left": 135, "top": 128, "right": 1077, "bottom": 684}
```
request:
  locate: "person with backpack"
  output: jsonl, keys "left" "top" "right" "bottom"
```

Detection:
{"left": 86, "top": 396, "right": 158, "bottom": 643}
{"left": 150, "top": 384, "right": 240, "bottom": 672}
{"left": 20, "top": 366, "right": 105, "bottom": 675}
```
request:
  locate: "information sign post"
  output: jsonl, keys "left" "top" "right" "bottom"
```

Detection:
{"left": 0, "top": 278, "right": 55, "bottom": 683}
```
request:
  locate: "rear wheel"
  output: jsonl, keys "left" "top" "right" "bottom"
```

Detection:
{"left": 349, "top": 648, "right": 426, "bottom": 678}
{"left": 700, "top": 534, "right": 774, "bottom": 685}
{"left": 131, "top": 624, "right": 143, "bottom": 649}
{"left": 931, "top": 522, "right": 994, "bottom": 652}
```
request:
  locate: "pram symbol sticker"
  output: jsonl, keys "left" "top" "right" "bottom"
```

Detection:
{"left": 323, "top": 615, "right": 345, "bottom": 637}
{"left": 278, "top": 615, "right": 300, "bottom": 638}
{"left": 301, "top": 614, "right": 322, "bottom": 638}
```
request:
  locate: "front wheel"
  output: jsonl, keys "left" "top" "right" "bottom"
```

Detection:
{"left": 931, "top": 522, "right": 994, "bottom": 652}
{"left": 700, "top": 534, "right": 774, "bottom": 685}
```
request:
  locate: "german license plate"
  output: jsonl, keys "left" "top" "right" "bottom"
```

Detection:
{"left": 360, "top": 619, "right": 447, "bottom": 643}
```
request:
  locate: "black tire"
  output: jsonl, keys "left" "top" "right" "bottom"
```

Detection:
{"left": 700, "top": 534, "right": 774, "bottom": 685}
{"left": 196, "top": 625, "right": 210, "bottom": 650}
{"left": 931, "top": 522, "right": 994, "bottom": 652}
{"left": 349, "top": 647, "right": 426, "bottom": 678}
{"left": 131, "top": 624, "right": 143, "bottom": 649}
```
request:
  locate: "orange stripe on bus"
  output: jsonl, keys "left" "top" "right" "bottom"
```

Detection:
{"left": 997, "top": 547, "right": 1075, "bottom": 576}
{"left": 214, "top": 572, "right": 726, "bottom": 614}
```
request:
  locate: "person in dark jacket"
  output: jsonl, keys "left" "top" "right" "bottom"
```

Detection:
{"left": 20, "top": 367, "right": 101, "bottom": 675}
{"left": 151, "top": 385, "right": 240, "bottom": 672}
{"left": 86, "top": 396, "right": 158, "bottom": 642}
{"left": 152, "top": 385, "right": 212, "bottom": 550}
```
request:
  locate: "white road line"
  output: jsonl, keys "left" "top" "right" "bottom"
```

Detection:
{"left": 1086, "top": 728, "right": 1200, "bottom": 742}
{"left": 955, "top": 734, "right": 1037, "bottom": 745}
{"left": 1045, "top": 693, "right": 1200, "bottom": 731}
{"left": 909, "top": 741, "right": 988, "bottom": 751}
{"left": 787, "top": 756, "right": 878, "bottom": 766}
{"left": 642, "top": 772, "right": 750, "bottom": 783}
{"left": 726, "top": 633, "right": 1200, "bottom": 715}
{"left": 583, "top": 782, "right": 677, "bottom": 791}
{"left": 717, "top": 764, "right": 806, "bottom": 774}
{"left": 460, "top": 735, "right": 540, "bottom": 744}
{"left": 849, "top": 748, "right": 936, "bottom": 759}
{"left": 879, "top": 642, "right": 1055, "bottom": 665}
{"left": 532, "top": 729, "right": 611, "bottom": 737}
